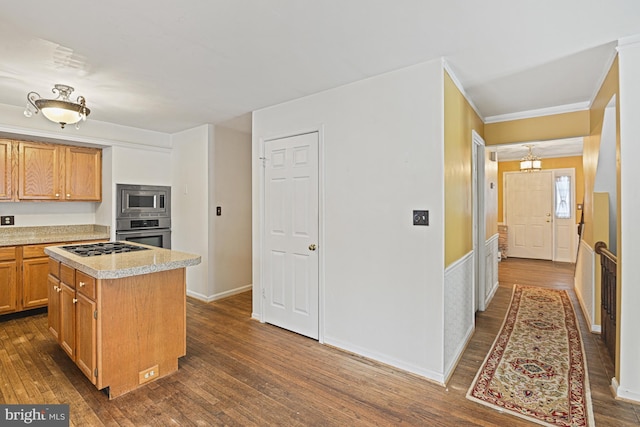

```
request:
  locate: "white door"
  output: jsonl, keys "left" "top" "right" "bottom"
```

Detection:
{"left": 263, "top": 132, "right": 319, "bottom": 339}
{"left": 505, "top": 171, "right": 553, "bottom": 260}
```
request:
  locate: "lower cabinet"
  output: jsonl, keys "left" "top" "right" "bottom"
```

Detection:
{"left": 1, "top": 240, "right": 107, "bottom": 317}
{"left": 22, "top": 244, "right": 51, "bottom": 309}
{"left": 48, "top": 260, "right": 97, "bottom": 385}
{"left": 0, "top": 247, "right": 17, "bottom": 314}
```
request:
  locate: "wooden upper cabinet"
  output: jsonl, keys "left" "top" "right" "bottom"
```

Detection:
{"left": 13, "top": 140, "right": 102, "bottom": 202}
{"left": 65, "top": 146, "right": 101, "bottom": 201}
{"left": 0, "top": 140, "right": 15, "bottom": 200}
{"left": 18, "top": 141, "right": 63, "bottom": 200}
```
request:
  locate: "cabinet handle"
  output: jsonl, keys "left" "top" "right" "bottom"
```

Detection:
{"left": 55, "top": 193, "right": 60, "bottom": 198}
{"left": 79, "top": 281, "right": 86, "bottom": 287}
{"left": 56, "top": 286, "right": 62, "bottom": 293}
{"left": 66, "top": 194, "right": 71, "bottom": 198}
{"left": 73, "top": 298, "right": 78, "bottom": 304}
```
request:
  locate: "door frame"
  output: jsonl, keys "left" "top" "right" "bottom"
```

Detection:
{"left": 503, "top": 169, "right": 576, "bottom": 261}
{"left": 257, "top": 126, "right": 325, "bottom": 343}
{"left": 472, "top": 130, "right": 487, "bottom": 312}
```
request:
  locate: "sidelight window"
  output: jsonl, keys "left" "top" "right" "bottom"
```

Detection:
{"left": 555, "top": 175, "right": 571, "bottom": 219}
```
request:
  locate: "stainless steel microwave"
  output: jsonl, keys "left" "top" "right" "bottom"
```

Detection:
{"left": 116, "top": 184, "right": 171, "bottom": 219}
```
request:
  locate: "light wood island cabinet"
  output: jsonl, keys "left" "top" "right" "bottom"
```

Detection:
{"left": 45, "top": 244, "right": 201, "bottom": 399}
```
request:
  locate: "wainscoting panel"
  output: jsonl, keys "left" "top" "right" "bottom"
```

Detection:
{"left": 485, "top": 234, "right": 499, "bottom": 307}
{"left": 444, "top": 252, "right": 474, "bottom": 380}
{"left": 574, "top": 240, "right": 598, "bottom": 332}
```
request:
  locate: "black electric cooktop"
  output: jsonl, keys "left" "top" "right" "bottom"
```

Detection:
{"left": 61, "top": 242, "right": 150, "bottom": 257}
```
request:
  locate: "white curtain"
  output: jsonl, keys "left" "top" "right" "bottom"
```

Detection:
{"left": 555, "top": 176, "right": 571, "bottom": 219}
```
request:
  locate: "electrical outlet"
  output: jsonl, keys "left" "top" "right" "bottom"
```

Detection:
{"left": 1, "top": 216, "right": 14, "bottom": 226}
{"left": 138, "top": 365, "right": 159, "bottom": 385}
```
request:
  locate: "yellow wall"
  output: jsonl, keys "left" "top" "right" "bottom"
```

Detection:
{"left": 485, "top": 110, "right": 590, "bottom": 145}
{"left": 444, "top": 72, "right": 486, "bottom": 267}
{"left": 497, "top": 156, "right": 584, "bottom": 223}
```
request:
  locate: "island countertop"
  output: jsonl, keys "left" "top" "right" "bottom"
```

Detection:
{"left": 44, "top": 243, "right": 201, "bottom": 279}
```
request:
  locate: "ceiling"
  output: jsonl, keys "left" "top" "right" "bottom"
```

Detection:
{"left": 492, "top": 137, "right": 584, "bottom": 162}
{"left": 1, "top": 1, "right": 639, "bottom": 135}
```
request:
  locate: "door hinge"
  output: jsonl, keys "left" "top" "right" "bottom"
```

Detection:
{"left": 94, "top": 310, "right": 98, "bottom": 319}
{"left": 262, "top": 288, "right": 265, "bottom": 299}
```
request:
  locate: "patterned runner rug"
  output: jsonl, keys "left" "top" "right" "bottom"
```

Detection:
{"left": 467, "top": 285, "right": 594, "bottom": 427}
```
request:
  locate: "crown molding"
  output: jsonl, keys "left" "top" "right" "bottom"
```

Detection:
{"left": 617, "top": 34, "right": 640, "bottom": 49}
{"left": 484, "top": 102, "right": 590, "bottom": 124}
{"left": 442, "top": 59, "right": 483, "bottom": 120}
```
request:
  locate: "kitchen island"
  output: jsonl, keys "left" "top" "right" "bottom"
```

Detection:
{"left": 45, "top": 242, "right": 200, "bottom": 399}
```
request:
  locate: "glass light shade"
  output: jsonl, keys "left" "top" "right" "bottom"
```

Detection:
{"left": 532, "top": 159, "right": 541, "bottom": 170}
{"left": 520, "top": 160, "right": 532, "bottom": 170}
{"left": 41, "top": 106, "right": 83, "bottom": 125}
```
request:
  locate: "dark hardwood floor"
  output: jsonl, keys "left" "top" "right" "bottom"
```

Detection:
{"left": 1, "top": 258, "right": 639, "bottom": 426}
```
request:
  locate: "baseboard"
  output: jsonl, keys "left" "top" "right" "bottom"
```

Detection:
{"left": 611, "top": 377, "right": 640, "bottom": 404}
{"left": 187, "top": 284, "right": 253, "bottom": 303}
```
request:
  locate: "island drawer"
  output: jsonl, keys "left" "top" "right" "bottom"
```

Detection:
{"left": 49, "top": 258, "right": 60, "bottom": 278}
{"left": 0, "top": 246, "right": 16, "bottom": 261}
{"left": 60, "top": 264, "right": 75, "bottom": 288}
{"left": 76, "top": 271, "right": 96, "bottom": 300}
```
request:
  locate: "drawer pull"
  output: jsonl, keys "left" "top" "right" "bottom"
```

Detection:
{"left": 79, "top": 281, "right": 86, "bottom": 287}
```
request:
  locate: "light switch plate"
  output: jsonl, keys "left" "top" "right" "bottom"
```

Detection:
{"left": 413, "top": 210, "right": 428, "bottom": 226}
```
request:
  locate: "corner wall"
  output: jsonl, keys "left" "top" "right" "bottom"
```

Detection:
{"left": 252, "top": 59, "right": 447, "bottom": 381}
{"left": 617, "top": 36, "right": 640, "bottom": 403}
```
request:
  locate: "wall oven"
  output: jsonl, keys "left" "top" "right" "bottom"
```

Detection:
{"left": 115, "top": 184, "right": 171, "bottom": 249}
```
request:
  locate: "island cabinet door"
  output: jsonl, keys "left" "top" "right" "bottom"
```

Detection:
{"left": 75, "top": 292, "right": 97, "bottom": 384}
{"left": 47, "top": 274, "right": 61, "bottom": 340}
{"left": 59, "top": 282, "right": 76, "bottom": 359}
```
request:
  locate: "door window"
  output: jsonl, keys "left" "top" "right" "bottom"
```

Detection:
{"left": 555, "top": 175, "right": 571, "bottom": 219}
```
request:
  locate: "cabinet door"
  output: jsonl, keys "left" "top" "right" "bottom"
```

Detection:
{"left": 22, "top": 257, "right": 50, "bottom": 309}
{"left": 48, "top": 274, "right": 61, "bottom": 341}
{"left": 65, "top": 146, "right": 101, "bottom": 201}
{"left": 0, "top": 139, "right": 14, "bottom": 201}
{"left": 0, "top": 261, "right": 17, "bottom": 314}
{"left": 75, "top": 292, "right": 97, "bottom": 384}
{"left": 59, "top": 282, "right": 76, "bottom": 359}
{"left": 18, "top": 142, "right": 63, "bottom": 200}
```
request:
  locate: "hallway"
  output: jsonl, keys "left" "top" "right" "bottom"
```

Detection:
{"left": 449, "top": 257, "right": 639, "bottom": 426}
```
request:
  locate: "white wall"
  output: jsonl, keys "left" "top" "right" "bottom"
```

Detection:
{"left": 617, "top": 35, "right": 640, "bottom": 403}
{"left": 252, "top": 59, "right": 446, "bottom": 381}
{"left": 171, "top": 125, "right": 212, "bottom": 300}
{"left": 594, "top": 101, "right": 617, "bottom": 254}
{"left": 213, "top": 126, "right": 252, "bottom": 298}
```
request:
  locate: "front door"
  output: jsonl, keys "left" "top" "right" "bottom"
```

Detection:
{"left": 505, "top": 171, "right": 553, "bottom": 260}
{"left": 263, "top": 132, "right": 319, "bottom": 339}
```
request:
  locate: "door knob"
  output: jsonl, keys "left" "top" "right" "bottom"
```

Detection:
{"left": 309, "top": 244, "right": 317, "bottom": 251}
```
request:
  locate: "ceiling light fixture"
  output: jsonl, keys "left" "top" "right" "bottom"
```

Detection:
{"left": 24, "top": 84, "right": 90, "bottom": 129}
{"left": 520, "top": 145, "right": 542, "bottom": 172}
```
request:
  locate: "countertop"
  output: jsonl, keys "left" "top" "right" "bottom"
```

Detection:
{"left": 45, "top": 243, "right": 201, "bottom": 279}
{"left": 0, "top": 224, "right": 110, "bottom": 247}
